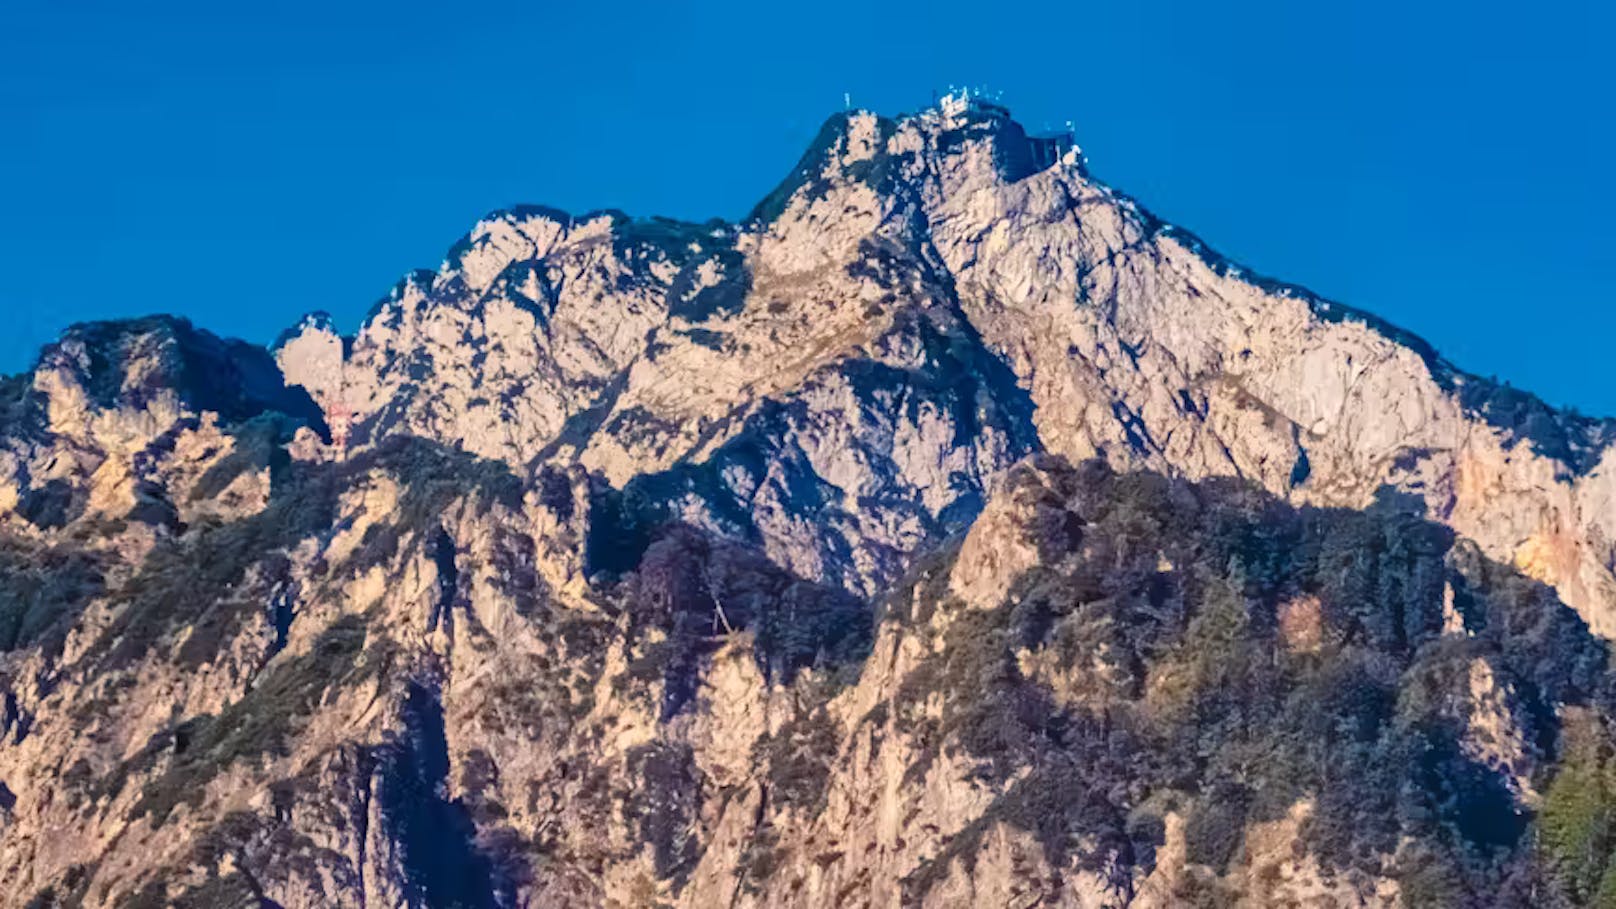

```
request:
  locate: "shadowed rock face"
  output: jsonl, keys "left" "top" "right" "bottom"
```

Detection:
{"left": 2, "top": 96, "right": 1614, "bottom": 907}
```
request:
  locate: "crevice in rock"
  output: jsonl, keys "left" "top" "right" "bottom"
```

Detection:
{"left": 1290, "top": 445, "right": 1312, "bottom": 488}
{"left": 266, "top": 586, "right": 295, "bottom": 659}
{"left": 428, "top": 527, "right": 459, "bottom": 637}
{"left": 2, "top": 692, "right": 32, "bottom": 745}
{"left": 380, "top": 682, "right": 503, "bottom": 909}
{"left": 354, "top": 748, "right": 375, "bottom": 907}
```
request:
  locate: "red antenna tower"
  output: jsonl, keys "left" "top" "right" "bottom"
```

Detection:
{"left": 328, "top": 397, "right": 352, "bottom": 458}
{"left": 326, "top": 361, "right": 353, "bottom": 459}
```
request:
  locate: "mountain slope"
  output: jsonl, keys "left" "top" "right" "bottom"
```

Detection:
{"left": 276, "top": 95, "right": 1616, "bottom": 632}
{"left": 2, "top": 95, "right": 1614, "bottom": 908}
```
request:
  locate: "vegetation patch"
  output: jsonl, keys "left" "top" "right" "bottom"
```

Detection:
{"left": 92, "top": 435, "right": 518, "bottom": 674}
{"left": 0, "top": 537, "right": 104, "bottom": 654}
{"left": 891, "top": 458, "right": 1616, "bottom": 904}
{"left": 618, "top": 526, "right": 871, "bottom": 718}
{"left": 623, "top": 742, "right": 704, "bottom": 886}
{"left": 754, "top": 705, "right": 840, "bottom": 814}
{"left": 128, "top": 614, "right": 379, "bottom": 825}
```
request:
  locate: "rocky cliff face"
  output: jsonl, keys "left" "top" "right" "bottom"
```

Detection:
{"left": 4, "top": 95, "right": 1616, "bottom": 907}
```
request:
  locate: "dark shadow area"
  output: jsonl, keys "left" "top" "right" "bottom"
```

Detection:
{"left": 40, "top": 316, "right": 328, "bottom": 440}
{"left": 17, "top": 479, "right": 79, "bottom": 530}
{"left": 381, "top": 682, "right": 503, "bottom": 909}
{"left": 428, "top": 526, "right": 459, "bottom": 635}
{"left": 620, "top": 524, "right": 872, "bottom": 719}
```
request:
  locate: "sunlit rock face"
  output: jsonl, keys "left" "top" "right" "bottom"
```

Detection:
{"left": 3, "top": 95, "right": 1615, "bottom": 907}
{"left": 269, "top": 99, "right": 1616, "bottom": 636}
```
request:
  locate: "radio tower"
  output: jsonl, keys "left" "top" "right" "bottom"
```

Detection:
{"left": 328, "top": 397, "right": 353, "bottom": 459}
{"left": 326, "top": 361, "right": 353, "bottom": 460}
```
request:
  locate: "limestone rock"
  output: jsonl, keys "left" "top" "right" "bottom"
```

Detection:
{"left": 2, "top": 95, "right": 1613, "bottom": 908}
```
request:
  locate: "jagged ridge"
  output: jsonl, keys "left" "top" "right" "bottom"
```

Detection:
{"left": 2, "top": 95, "right": 1615, "bottom": 908}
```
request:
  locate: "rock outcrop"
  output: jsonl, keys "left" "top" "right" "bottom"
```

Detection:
{"left": 3, "top": 95, "right": 1614, "bottom": 907}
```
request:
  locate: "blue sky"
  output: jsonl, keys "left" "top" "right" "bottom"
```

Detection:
{"left": 3, "top": 1, "right": 1612, "bottom": 413}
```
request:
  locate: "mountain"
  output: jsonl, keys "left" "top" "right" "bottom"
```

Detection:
{"left": 2, "top": 94, "right": 1614, "bottom": 907}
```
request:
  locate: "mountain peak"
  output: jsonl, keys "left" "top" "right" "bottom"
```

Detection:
{"left": 8, "top": 99, "right": 1616, "bottom": 909}
{"left": 34, "top": 315, "right": 322, "bottom": 433}
{"left": 271, "top": 311, "right": 340, "bottom": 352}
{"left": 241, "top": 100, "right": 1616, "bottom": 619}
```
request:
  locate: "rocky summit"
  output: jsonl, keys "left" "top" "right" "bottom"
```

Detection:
{"left": 3, "top": 95, "right": 1615, "bottom": 908}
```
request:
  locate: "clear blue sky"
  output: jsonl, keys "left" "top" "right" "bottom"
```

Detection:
{"left": 4, "top": 1, "right": 1612, "bottom": 413}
